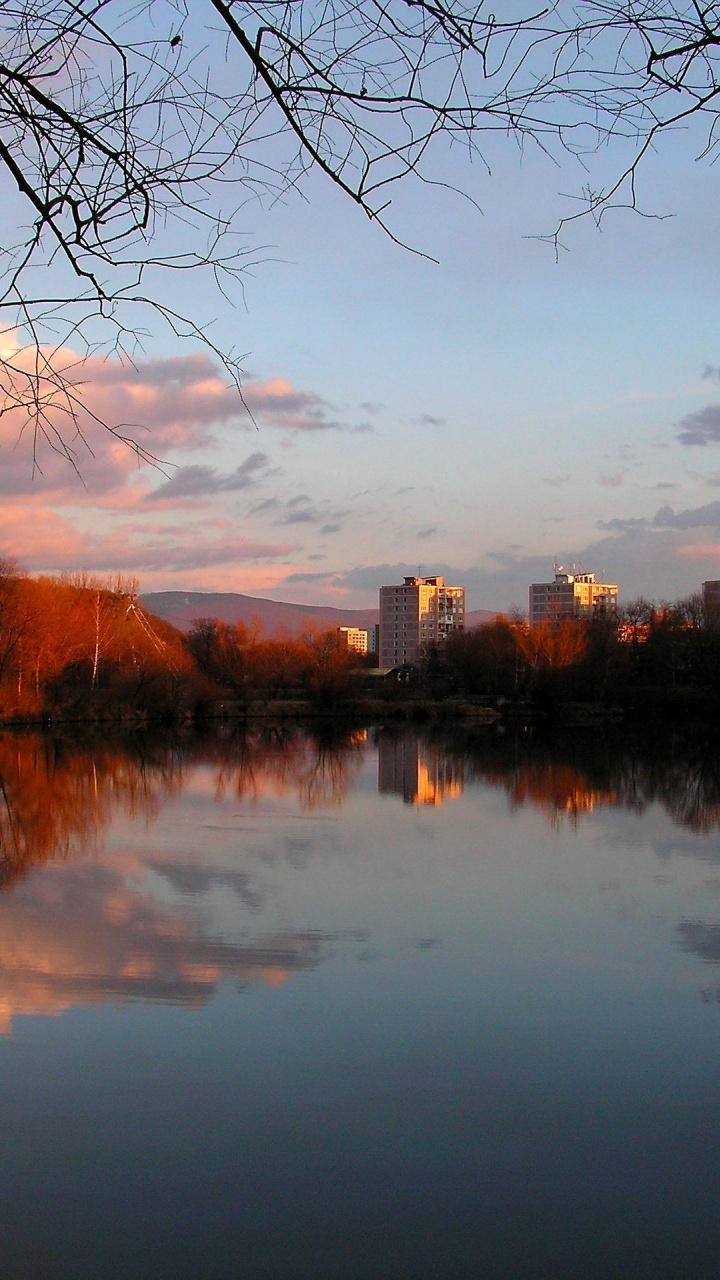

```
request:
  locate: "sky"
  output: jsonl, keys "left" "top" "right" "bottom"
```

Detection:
{"left": 4, "top": 19, "right": 720, "bottom": 613}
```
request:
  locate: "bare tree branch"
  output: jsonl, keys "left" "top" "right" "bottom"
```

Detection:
{"left": 0, "top": 0, "right": 718, "bottom": 465}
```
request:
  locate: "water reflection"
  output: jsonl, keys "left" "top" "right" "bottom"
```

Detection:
{"left": 1, "top": 725, "right": 720, "bottom": 1278}
{"left": 0, "top": 861, "right": 326, "bottom": 1032}
{"left": 378, "top": 731, "right": 464, "bottom": 805}
{"left": 0, "top": 723, "right": 719, "bottom": 1035}
{"left": 2, "top": 724, "right": 720, "bottom": 881}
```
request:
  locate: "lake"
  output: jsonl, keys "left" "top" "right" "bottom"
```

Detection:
{"left": 0, "top": 723, "right": 719, "bottom": 1279}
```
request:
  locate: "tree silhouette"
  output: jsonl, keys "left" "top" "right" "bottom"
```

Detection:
{"left": 1, "top": 0, "right": 718, "bottom": 464}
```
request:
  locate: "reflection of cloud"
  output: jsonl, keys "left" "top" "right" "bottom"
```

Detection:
{"left": 677, "top": 920, "right": 720, "bottom": 963}
{"left": 150, "top": 863, "right": 264, "bottom": 912}
{"left": 0, "top": 864, "right": 326, "bottom": 1035}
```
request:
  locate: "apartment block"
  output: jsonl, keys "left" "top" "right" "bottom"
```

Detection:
{"left": 703, "top": 580, "right": 720, "bottom": 624}
{"left": 529, "top": 566, "right": 618, "bottom": 627}
{"left": 379, "top": 575, "right": 465, "bottom": 667}
{"left": 336, "top": 627, "right": 369, "bottom": 655}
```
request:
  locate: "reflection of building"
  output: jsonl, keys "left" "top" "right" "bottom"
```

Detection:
{"left": 336, "top": 627, "right": 369, "bottom": 655}
{"left": 529, "top": 565, "right": 618, "bottom": 627}
{"left": 378, "top": 735, "right": 464, "bottom": 806}
{"left": 379, "top": 575, "right": 465, "bottom": 667}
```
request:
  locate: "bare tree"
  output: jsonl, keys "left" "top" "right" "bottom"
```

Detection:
{"left": 1, "top": 0, "right": 718, "bottom": 466}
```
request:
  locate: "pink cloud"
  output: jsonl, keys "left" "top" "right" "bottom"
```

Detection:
{"left": 0, "top": 343, "right": 343, "bottom": 500}
{"left": 0, "top": 506, "right": 294, "bottom": 576}
{"left": 677, "top": 543, "right": 720, "bottom": 561}
{"left": 243, "top": 377, "right": 340, "bottom": 431}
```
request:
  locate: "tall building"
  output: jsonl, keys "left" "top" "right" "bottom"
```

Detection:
{"left": 703, "top": 580, "right": 720, "bottom": 624}
{"left": 529, "top": 565, "right": 618, "bottom": 627}
{"left": 379, "top": 575, "right": 465, "bottom": 667}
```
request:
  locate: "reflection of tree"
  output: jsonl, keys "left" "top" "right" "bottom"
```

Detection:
{"left": 0, "top": 725, "right": 375, "bottom": 1034}
{"left": 405, "top": 725, "right": 720, "bottom": 836}
{"left": 501, "top": 763, "right": 616, "bottom": 829}
{"left": 0, "top": 726, "right": 368, "bottom": 883}
{"left": 211, "top": 725, "right": 365, "bottom": 812}
{"left": 0, "top": 733, "right": 183, "bottom": 887}
{"left": 6, "top": 723, "right": 720, "bottom": 891}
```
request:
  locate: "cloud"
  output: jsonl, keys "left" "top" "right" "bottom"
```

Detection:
{"left": 598, "top": 501, "right": 720, "bottom": 536}
{"left": 249, "top": 497, "right": 281, "bottom": 515}
{"left": 544, "top": 474, "right": 571, "bottom": 488}
{"left": 677, "top": 404, "right": 720, "bottom": 446}
{"left": 652, "top": 501, "right": 720, "bottom": 531}
{"left": 0, "top": 343, "right": 347, "bottom": 503}
{"left": 280, "top": 528, "right": 714, "bottom": 613}
{"left": 677, "top": 543, "right": 720, "bottom": 561}
{"left": 417, "top": 413, "right": 445, "bottom": 427}
{"left": 243, "top": 377, "right": 343, "bottom": 432}
{"left": 599, "top": 472, "right": 625, "bottom": 488}
{"left": 282, "top": 509, "right": 319, "bottom": 525}
{"left": 0, "top": 506, "right": 293, "bottom": 575}
{"left": 597, "top": 517, "right": 650, "bottom": 533}
{"left": 417, "top": 526, "right": 438, "bottom": 539}
{"left": 146, "top": 452, "right": 271, "bottom": 501}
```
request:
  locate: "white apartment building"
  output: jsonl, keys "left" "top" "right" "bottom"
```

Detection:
{"left": 336, "top": 627, "right": 369, "bottom": 655}
{"left": 529, "top": 566, "right": 618, "bottom": 627}
{"left": 379, "top": 575, "right": 465, "bottom": 667}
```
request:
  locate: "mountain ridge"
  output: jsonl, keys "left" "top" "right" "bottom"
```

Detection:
{"left": 141, "top": 590, "right": 496, "bottom": 636}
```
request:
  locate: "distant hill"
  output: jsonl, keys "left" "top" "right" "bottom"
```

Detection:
{"left": 140, "top": 591, "right": 379, "bottom": 636}
{"left": 466, "top": 609, "right": 499, "bottom": 629}
{"left": 141, "top": 591, "right": 497, "bottom": 637}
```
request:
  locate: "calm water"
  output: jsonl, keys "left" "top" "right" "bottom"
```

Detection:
{"left": 1, "top": 724, "right": 720, "bottom": 1279}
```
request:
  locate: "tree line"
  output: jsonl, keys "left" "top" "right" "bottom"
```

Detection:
{"left": 441, "top": 596, "right": 720, "bottom": 715}
{"left": 1, "top": 561, "right": 719, "bottom": 723}
{"left": 0, "top": 563, "right": 363, "bottom": 721}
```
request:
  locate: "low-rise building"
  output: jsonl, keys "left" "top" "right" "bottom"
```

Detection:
{"left": 336, "top": 626, "right": 369, "bottom": 655}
